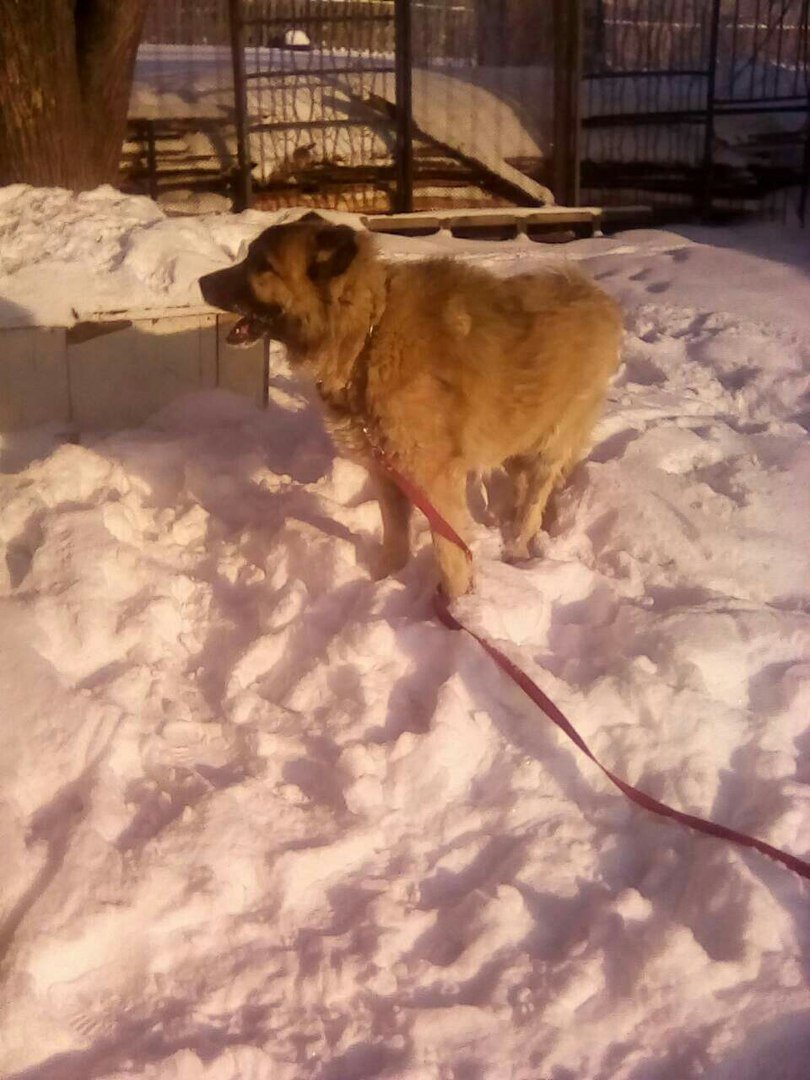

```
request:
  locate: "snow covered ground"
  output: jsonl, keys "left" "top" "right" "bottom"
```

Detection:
{"left": 1, "top": 190, "right": 810, "bottom": 1078}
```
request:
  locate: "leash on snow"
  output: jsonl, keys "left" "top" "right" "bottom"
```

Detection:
{"left": 374, "top": 448, "right": 810, "bottom": 883}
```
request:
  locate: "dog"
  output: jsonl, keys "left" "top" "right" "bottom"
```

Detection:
{"left": 199, "top": 213, "right": 622, "bottom": 598}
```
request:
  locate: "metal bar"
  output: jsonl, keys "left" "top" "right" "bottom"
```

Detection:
{"left": 228, "top": 0, "right": 252, "bottom": 211}
{"left": 794, "top": 0, "right": 809, "bottom": 97}
{"left": 800, "top": 96, "right": 810, "bottom": 224}
{"left": 712, "top": 94, "right": 808, "bottom": 105}
{"left": 248, "top": 118, "right": 391, "bottom": 133}
{"left": 794, "top": 0, "right": 807, "bottom": 96}
{"left": 591, "top": 0, "right": 606, "bottom": 73}
{"left": 775, "top": 0, "right": 786, "bottom": 98}
{"left": 244, "top": 64, "right": 396, "bottom": 78}
{"left": 750, "top": 0, "right": 762, "bottom": 99}
{"left": 730, "top": 0, "right": 743, "bottom": 100}
{"left": 699, "top": 0, "right": 722, "bottom": 218}
{"left": 553, "top": 0, "right": 583, "bottom": 205}
{"left": 145, "top": 120, "right": 158, "bottom": 202}
{"left": 585, "top": 68, "right": 710, "bottom": 79}
{"left": 241, "top": 14, "right": 394, "bottom": 26}
{"left": 394, "top": 0, "right": 414, "bottom": 214}
{"left": 584, "top": 101, "right": 810, "bottom": 127}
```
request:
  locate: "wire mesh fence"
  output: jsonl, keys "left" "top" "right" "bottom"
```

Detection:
{"left": 127, "top": 0, "right": 239, "bottom": 209}
{"left": 407, "top": 1, "right": 555, "bottom": 210}
{"left": 239, "top": 1, "right": 398, "bottom": 213}
{"left": 126, "top": 0, "right": 809, "bottom": 224}
{"left": 582, "top": 0, "right": 810, "bottom": 222}
{"left": 126, "top": 0, "right": 558, "bottom": 215}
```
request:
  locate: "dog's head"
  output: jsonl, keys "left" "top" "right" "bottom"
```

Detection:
{"left": 199, "top": 213, "right": 362, "bottom": 350}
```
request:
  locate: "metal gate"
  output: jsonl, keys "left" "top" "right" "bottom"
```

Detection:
{"left": 581, "top": 0, "right": 810, "bottom": 221}
{"left": 228, "top": 0, "right": 403, "bottom": 213}
{"left": 129, "top": 0, "right": 807, "bottom": 221}
{"left": 229, "top": 0, "right": 555, "bottom": 213}
{"left": 128, "top": 0, "right": 557, "bottom": 215}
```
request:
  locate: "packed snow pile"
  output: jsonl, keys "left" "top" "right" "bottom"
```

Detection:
{"left": 0, "top": 184, "right": 264, "bottom": 326}
{"left": 283, "top": 29, "right": 312, "bottom": 50}
{"left": 1, "top": 191, "right": 809, "bottom": 1078}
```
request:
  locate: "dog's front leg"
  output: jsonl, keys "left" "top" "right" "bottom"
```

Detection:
{"left": 420, "top": 465, "right": 473, "bottom": 599}
{"left": 370, "top": 471, "right": 412, "bottom": 580}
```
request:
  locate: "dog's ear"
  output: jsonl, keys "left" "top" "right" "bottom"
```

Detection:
{"left": 308, "top": 225, "right": 358, "bottom": 282}
{"left": 299, "top": 210, "right": 326, "bottom": 224}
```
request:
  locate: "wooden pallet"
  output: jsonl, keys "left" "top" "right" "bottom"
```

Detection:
{"left": 361, "top": 205, "right": 604, "bottom": 240}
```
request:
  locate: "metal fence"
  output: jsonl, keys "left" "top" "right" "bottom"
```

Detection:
{"left": 405, "top": 1, "right": 556, "bottom": 211}
{"left": 233, "top": 0, "right": 400, "bottom": 213}
{"left": 582, "top": 0, "right": 810, "bottom": 221}
{"left": 127, "top": 0, "right": 809, "bottom": 223}
{"left": 228, "top": 0, "right": 557, "bottom": 213}
{"left": 126, "top": 0, "right": 558, "bottom": 214}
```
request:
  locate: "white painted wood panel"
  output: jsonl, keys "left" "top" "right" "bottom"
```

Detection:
{"left": 0, "top": 328, "right": 69, "bottom": 431}
{"left": 67, "top": 315, "right": 217, "bottom": 429}
{"left": 216, "top": 315, "right": 266, "bottom": 406}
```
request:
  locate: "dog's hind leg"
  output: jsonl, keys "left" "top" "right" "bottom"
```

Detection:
{"left": 504, "top": 456, "right": 532, "bottom": 526}
{"left": 504, "top": 453, "right": 564, "bottom": 562}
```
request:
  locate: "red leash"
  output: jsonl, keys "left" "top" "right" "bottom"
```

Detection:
{"left": 376, "top": 453, "right": 810, "bottom": 882}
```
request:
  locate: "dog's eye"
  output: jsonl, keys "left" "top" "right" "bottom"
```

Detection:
{"left": 245, "top": 244, "right": 276, "bottom": 274}
{"left": 249, "top": 254, "right": 278, "bottom": 277}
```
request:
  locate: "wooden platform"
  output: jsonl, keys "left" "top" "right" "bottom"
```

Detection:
{"left": 362, "top": 205, "right": 604, "bottom": 240}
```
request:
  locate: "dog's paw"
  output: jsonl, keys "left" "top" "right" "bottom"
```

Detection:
{"left": 438, "top": 551, "right": 474, "bottom": 599}
{"left": 369, "top": 545, "right": 409, "bottom": 582}
{"left": 503, "top": 539, "right": 534, "bottom": 564}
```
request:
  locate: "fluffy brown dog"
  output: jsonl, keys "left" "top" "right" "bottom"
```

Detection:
{"left": 199, "top": 214, "right": 622, "bottom": 597}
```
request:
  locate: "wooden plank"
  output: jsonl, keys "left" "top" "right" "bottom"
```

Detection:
{"left": 363, "top": 206, "right": 601, "bottom": 227}
{"left": 0, "top": 328, "right": 68, "bottom": 431}
{"left": 363, "top": 214, "right": 441, "bottom": 236}
{"left": 78, "top": 302, "right": 217, "bottom": 323}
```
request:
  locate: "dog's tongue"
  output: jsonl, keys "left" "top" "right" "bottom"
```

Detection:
{"left": 226, "top": 316, "right": 264, "bottom": 347}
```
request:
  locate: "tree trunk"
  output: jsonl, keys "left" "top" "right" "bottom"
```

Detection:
{"left": 0, "top": 0, "right": 148, "bottom": 190}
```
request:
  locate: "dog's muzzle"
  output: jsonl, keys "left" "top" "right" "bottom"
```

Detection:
{"left": 199, "top": 265, "right": 280, "bottom": 347}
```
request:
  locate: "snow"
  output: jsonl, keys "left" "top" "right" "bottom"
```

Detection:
{"left": 0, "top": 185, "right": 338, "bottom": 326}
{"left": 1, "top": 189, "right": 810, "bottom": 1079}
{"left": 283, "top": 30, "right": 311, "bottom": 50}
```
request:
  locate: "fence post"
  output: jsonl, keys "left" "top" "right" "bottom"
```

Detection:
{"left": 801, "top": 108, "right": 810, "bottom": 225}
{"left": 228, "top": 0, "right": 252, "bottom": 212}
{"left": 145, "top": 121, "right": 158, "bottom": 202}
{"left": 699, "top": 0, "right": 722, "bottom": 220}
{"left": 553, "top": 0, "right": 583, "bottom": 206}
{"left": 394, "top": 0, "right": 414, "bottom": 213}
